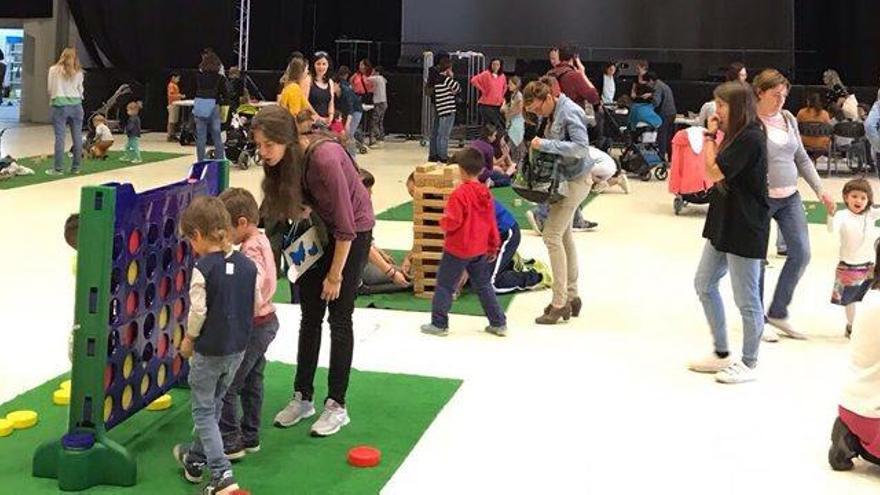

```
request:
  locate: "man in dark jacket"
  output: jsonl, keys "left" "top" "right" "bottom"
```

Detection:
{"left": 644, "top": 71, "right": 677, "bottom": 161}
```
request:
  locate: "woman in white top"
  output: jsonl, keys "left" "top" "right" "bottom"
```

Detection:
{"left": 601, "top": 62, "right": 616, "bottom": 104}
{"left": 827, "top": 178, "right": 880, "bottom": 337}
{"left": 502, "top": 76, "right": 525, "bottom": 163}
{"left": 47, "top": 48, "right": 84, "bottom": 175}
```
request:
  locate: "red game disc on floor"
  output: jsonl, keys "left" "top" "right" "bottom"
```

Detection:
{"left": 347, "top": 446, "right": 381, "bottom": 468}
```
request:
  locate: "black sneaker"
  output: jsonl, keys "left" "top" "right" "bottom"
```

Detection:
{"left": 846, "top": 324, "right": 853, "bottom": 339}
{"left": 224, "top": 443, "right": 246, "bottom": 461}
{"left": 172, "top": 444, "right": 204, "bottom": 483}
{"left": 572, "top": 218, "right": 599, "bottom": 232}
{"left": 828, "top": 417, "right": 859, "bottom": 471}
{"left": 204, "top": 470, "right": 240, "bottom": 495}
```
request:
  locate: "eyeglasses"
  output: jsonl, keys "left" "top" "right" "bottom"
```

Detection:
{"left": 314, "top": 51, "right": 328, "bottom": 58}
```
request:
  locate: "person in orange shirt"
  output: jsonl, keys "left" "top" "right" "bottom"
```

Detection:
{"left": 167, "top": 72, "right": 185, "bottom": 141}
{"left": 796, "top": 90, "right": 833, "bottom": 153}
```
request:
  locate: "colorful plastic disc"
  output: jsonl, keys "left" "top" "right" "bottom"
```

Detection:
{"left": 140, "top": 373, "right": 150, "bottom": 396}
{"left": 6, "top": 410, "right": 38, "bottom": 430}
{"left": 347, "top": 446, "right": 381, "bottom": 468}
{"left": 53, "top": 388, "right": 71, "bottom": 406}
{"left": 123, "top": 353, "right": 134, "bottom": 379}
{"left": 0, "top": 419, "right": 13, "bottom": 437}
{"left": 157, "top": 363, "right": 167, "bottom": 387}
{"left": 59, "top": 380, "right": 72, "bottom": 391}
{"left": 127, "top": 260, "right": 139, "bottom": 285}
{"left": 104, "top": 396, "right": 113, "bottom": 422}
{"left": 122, "top": 385, "right": 133, "bottom": 410}
{"left": 146, "top": 394, "right": 173, "bottom": 411}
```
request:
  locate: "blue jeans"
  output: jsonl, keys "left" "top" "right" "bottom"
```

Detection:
{"left": 764, "top": 192, "right": 810, "bottom": 319}
{"left": 123, "top": 137, "right": 141, "bottom": 161}
{"left": 195, "top": 105, "right": 224, "bottom": 162}
{"left": 52, "top": 104, "right": 84, "bottom": 172}
{"left": 695, "top": 241, "right": 764, "bottom": 367}
{"left": 429, "top": 114, "right": 455, "bottom": 161}
{"left": 492, "top": 227, "right": 542, "bottom": 293}
{"left": 220, "top": 315, "right": 279, "bottom": 449}
{"left": 346, "top": 111, "right": 363, "bottom": 155}
{"left": 432, "top": 252, "right": 506, "bottom": 329}
{"left": 187, "top": 351, "right": 245, "bottom": 480}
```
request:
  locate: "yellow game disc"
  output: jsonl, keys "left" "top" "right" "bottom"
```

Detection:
{"left": 123, "top": 353, "right": 134, "bottom": 379}
{"left": 104, "top": 396, "right": 113, "bottom": 422}
{"left": 159, "top": 306, "right": 169, "bottom": 330}
{"left": 0, "top": 418, "right": 13, "bottom": 437}
{"left": 122, "top": 385, "right": 133, "bottom": 410}
{"left": 140, "top": 373, "right": 150, "bottom": 396}
{"left": 6, "top": 410, "right": 38, "bottom": 430}
{"left": 127, "top": 260, "right": 139, "bottom": 285}
{"left": 146, "top": 394, "right": 173, "bottom": 411}
{"left": 157, "top": 363, "right": 167, "bottom": 387}
{"left": 59, "top": 380, "right": 72, "bottom": 391}
{"left": 173, "top": 325, "right": 183, "bottom": 349}
{"left": 53, "top": 388, "right": 71, "bottom": 406}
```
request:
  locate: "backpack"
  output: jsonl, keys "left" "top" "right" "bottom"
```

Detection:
{"left": 512, "top": 149, "right": 569, "bottom": 204}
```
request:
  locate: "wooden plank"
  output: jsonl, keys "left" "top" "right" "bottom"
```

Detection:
{"left": 413, "top": 199, "right": 447, "bottom": 209}
{"left": 413, "top": 212, "right": 444, "bottom": 221}
{"left": 413, "top": 225, "right": 444, "bottom": 235}
{"left": 412, "top": 238, "right": 445, "bottom": 248}
{"left": 414, "top": 187, "right": 456, "bottom": 196}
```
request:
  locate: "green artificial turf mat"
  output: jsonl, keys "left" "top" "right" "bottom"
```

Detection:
{"left": 0, "top": 151, "right": 188, "bottom": 190}
{"left": 273, "top": 250, "right": 518, "bottom": 316}
{"left": 376, "top": 186, "right": 598, "bottom": 230}
{"left": 0, "top": 362, "right": 461, "bottom": 494}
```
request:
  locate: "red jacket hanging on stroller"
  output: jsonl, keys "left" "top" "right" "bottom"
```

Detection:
{"left": 668, "top": 127, "right": 721, "bottom": 195}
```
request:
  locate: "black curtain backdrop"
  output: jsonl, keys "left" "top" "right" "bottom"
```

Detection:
{"left": 795, "top": 0, "right": 880, "bottom": 87}
{"left": 68, "top": 0, "right": 236, "bottom": 71}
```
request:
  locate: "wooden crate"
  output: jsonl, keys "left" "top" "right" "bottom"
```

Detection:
{"left": 412, "top": 163, "right": 460, "bottom": 299}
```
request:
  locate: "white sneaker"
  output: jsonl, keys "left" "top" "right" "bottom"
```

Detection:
{"left": 618, "top": 173, "right": 630, "bottom": 194}
{"left": 687, "top": 353, "right": 734, "bottom": 374}
{"left": 715, "top": 361, "right": 757, "bottom": 384}
{"left": 592, "top": 180, "right": 609, "bottom": 194}
{"left": 310, "top": 399, "right": 350, "bottom": 437}
{"left": 767, "top": 317, "right": 807, "bottom": 340}
{"left": 762, "top": 326, "right": 779, "bottom": 343}
{"left": 273, "top": 392, "right": 316, "bottom": 428}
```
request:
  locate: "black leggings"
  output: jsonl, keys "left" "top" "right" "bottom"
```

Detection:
{"left": 292, "top": 231, "right": 372, "bottom": 405}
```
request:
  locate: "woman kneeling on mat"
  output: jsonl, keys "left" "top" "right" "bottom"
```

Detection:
{"left": 254, "top": 105, "right": 374, "bottom": 437}
{"left": 688, "top": 81, "right": 769, "bottom": 385}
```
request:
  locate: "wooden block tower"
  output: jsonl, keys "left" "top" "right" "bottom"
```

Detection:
{"left": 411, "top": 163, "right": 461, "bottom": 299}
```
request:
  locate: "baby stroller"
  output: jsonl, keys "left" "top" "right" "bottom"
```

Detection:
{"left": 669, "top": 127, "right": 715, "bottom": 215}
{"left": 619, "top": 124, "right": 668, "bottom": 181}
{"left": 212, "top": 103, "right": 259, "bottom": 169}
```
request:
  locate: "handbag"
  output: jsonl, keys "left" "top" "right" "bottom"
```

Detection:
{"left": 281, "top": 217, "right": 325, "bottom": 283}
{"left": 193, "top": 97, "right": 216, "bottom": 119}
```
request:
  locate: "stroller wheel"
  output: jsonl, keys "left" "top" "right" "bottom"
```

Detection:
{"left": 673, "top": 197, "right": 684, "bottom": 215}
{"left": 640, "top": 170, "right": 652, "bottom": 182}
{"left": 654, "top": 166, "right": 669, "bottom": 181}
{"left": 358, "top": 144, "right": 369, "bottom": 154}
{"left": 237, "top": 151, "right": 250, "bottom": 169}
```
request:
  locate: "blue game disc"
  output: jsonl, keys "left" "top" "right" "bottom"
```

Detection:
{"left": 62, "top": 432, "right": 96, "bottom": 450}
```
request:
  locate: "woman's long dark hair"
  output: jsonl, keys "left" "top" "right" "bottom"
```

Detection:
{"left": 725, "top": 62, "right": 745, "bottom": 82}
{"left": 312, "top": 52, "right": 333, "bottom": 84}
{"left": 199, "top": 51, "right": 221, "bottom": 73}
{"left": 714, "top": 81, "right": 759, "bottom": 152}
{"left": 252, "top": 105, "right": 306, "bottom": 221}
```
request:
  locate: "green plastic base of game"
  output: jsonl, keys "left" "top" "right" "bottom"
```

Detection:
{"left": 33, "top": 435, "right": 136, "bottom": 491}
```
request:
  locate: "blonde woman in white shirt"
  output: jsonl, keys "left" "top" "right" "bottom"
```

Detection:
{"left": 47, "top": 48, "right": 85, "bottom": 175}
{"left": 827, "top": 178, "right": 880, "bottom": 337}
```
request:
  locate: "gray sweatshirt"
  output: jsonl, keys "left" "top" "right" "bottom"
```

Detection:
{"left": 765, "top": 111, "right": 823, "bottom": 195}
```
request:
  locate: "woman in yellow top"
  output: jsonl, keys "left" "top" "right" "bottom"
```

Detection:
{"left": 278, "top": 58, "right": 313, "bottom": 116}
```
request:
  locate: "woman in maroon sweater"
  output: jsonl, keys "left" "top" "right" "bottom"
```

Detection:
{"left": 253, "top": 105, "right": 374, "bottom": 437}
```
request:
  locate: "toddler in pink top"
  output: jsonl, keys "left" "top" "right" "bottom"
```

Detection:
{"left": 218, "top": 187, "right": 279, "bottom": 459}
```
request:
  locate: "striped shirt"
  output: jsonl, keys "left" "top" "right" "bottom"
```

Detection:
{"left": 434, "top": 75, "right": 460, "bottom": 117}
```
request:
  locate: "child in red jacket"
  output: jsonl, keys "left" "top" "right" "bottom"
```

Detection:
{"left": 421, "top": 148, "right": 508, "bottom": 337}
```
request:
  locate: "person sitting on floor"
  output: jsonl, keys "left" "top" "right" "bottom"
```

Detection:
{"left": 470, "top": 124, "right": 516, "bottom": 188}
{"left": 828, "top": 239, "right": 880, "bottom": 471}
{"left": 88, "top": 114, "right": 114, "bottom": 160}
{"left": 358, "top": 169, "right": 413, "bottom": 295}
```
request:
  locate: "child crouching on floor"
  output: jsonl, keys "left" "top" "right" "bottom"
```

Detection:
{"left": 827, "top": 178, "right": 880, "bottom": 338}
{"left": 173, "top": 196, "right": 261, "bottom": 495}
{"left": 88, "top": 114, "right": 114, "bottom": 159}
{"left": 828, "top": 240, "right": 880, "bottom": 471}
{"left": 420, "top": 147, "right": 508, "bottom": 337}
{"left": 217, "top": 188, "right": 279, "bottom": 461}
